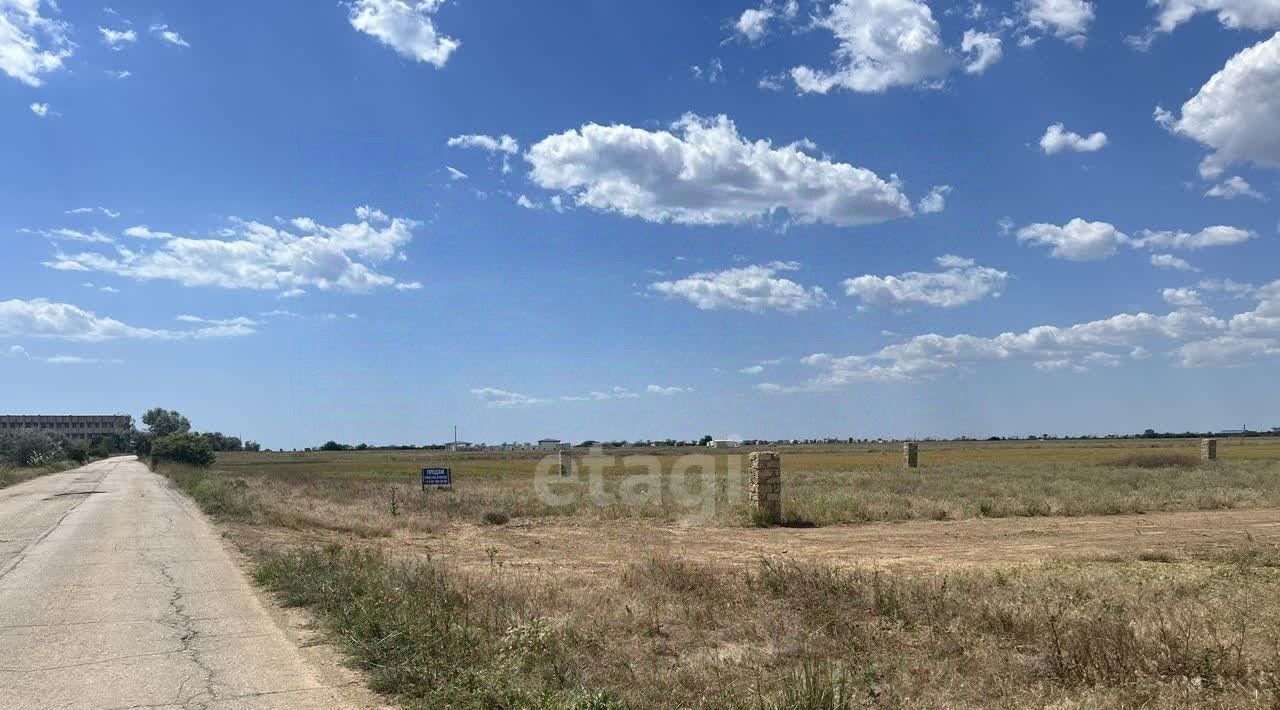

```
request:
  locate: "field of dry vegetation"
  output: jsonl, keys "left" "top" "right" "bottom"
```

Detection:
{"left": 160, "top": 437, "right": 1280, "bottom": 709}
{"left": 0, "top": 461, "right": 73, "bottom": 490}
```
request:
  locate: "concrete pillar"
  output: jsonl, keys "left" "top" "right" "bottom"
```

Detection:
{"left": 1201, "top": 438, "right": 1217, "bottom": 461}
{"left": 904, "top": 442, "right": 919, "bottom": 469}
{"left": 748, "top": 451, "right": 782, "bottom": 525}
{"left": 558, "top": 450, "right": 572, "bottom": 476}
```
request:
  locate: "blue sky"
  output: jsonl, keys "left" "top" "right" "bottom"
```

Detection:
{"left": 2, "top": 0, "right": 1278, "bottom": 448}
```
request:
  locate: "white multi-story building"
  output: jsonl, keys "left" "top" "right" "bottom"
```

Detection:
{"left": 0, "top": 415, "right": 131, "bottom": 442}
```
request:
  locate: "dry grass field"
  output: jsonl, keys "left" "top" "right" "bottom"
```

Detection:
{"left": 210, "top": 437, "right": 1280, "bottom": 533}
{"left": 163, "top": 437, "right": 1280, "bottom": 709}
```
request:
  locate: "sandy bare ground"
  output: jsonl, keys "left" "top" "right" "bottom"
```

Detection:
{"left": 237, "top": 505, "right": 1280, "bottom": 583}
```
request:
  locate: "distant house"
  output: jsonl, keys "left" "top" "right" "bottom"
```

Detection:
{"left": 706, "top": 439, "right": 742, "bottom": 449}
{"left": 537, "top": 438, "right": 570, "bottom": 451}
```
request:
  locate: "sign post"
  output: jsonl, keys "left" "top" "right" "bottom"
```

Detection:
{"left": 421, "top": 467, "right": 452, "bottom": 490}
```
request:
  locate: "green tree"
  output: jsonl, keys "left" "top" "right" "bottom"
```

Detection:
{"left": 151, "top": 432, "right": 216, "bottom": 467}
{"left": 319, "top": 440, "right": 347, "bottom": 452}
{"left": 66, "top": 442, "right": 92, "bottom": 465}
{"left": 142, "top": 408, "right": 191, "bottom": 438}
{"left": 0, "top": 430, "right": 65, "bottom": 467}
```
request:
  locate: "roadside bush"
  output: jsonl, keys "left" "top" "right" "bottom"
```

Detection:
{"left": 0, "top": 430, "right": 65, "bottom": 468}
{"left": 132, "top": 431, "right": 154, "bottom": 456}
{"left": 151, "top": 432, "right": 216, "bottom": 467}
{"left": 66, "top": 443, "right": 92, "bottom": 465}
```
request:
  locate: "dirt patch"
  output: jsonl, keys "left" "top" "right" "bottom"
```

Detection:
{"left": 228, "top": 506, "right": 1280, "bottom": 585}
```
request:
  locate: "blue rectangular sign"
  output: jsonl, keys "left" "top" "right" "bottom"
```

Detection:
{"left": 422, "top": 467, "right": 452, "bottom": 488}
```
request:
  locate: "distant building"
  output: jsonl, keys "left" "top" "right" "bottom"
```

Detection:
{"left": 537, "top": 438, "right": 570, "bottom": 451}
{"left": 0, "top": 415, "right": 131, "bottom": 442}
{"left": 445, "top": 441, "right": 477, "bottom": 452}
{"left": 706, "top": 439, "right": 742, "bottom": 449}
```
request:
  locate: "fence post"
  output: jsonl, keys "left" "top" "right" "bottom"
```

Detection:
{"left": 748, "top": 451, "right": 782, "bottom": 525}
{"left": 1201, "top": 438, "right": 1217, "bottom": 461}
{"left": 904, "top": 442, "right": 919, "bottom": 469}
{"left": 558, "top": 450, "right": 571, "bottom": 476}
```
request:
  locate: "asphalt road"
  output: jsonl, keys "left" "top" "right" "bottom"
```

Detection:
{"left": 0, "top": 456, "right": 366, "bottom": 709}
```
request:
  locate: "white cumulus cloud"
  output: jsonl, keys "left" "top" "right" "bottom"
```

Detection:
{"left": 765, "top": 308, "right": 1227, "bottom": 389}
{"left": 1162, "top": 287, "right": 1202, "bottom": 307}
{"left": 761, "top": 278, "right": 1280, "bottom": 387}
{"left": 1150, "top": 254, "right": 1199, "bottom": 272}
{"left": 789, "top": 0, "right": 953, "bottom": 94}
{"left": 1016, "top": 219, "right": 1254, "bottom": 260}
{"left": 961, "top": 29, "right": 1003, "bottom": 74}
{"left": 1156, "top": 33, "right": 1280, "bottom": 178}
{"left": 736, "top": 7, "right": 774, "bottom": 41}
{"left": 0, "top": 298, "right": 253, "bottom": 341}
{"left": 843, "top": 255, "right": 1009, "bottom": 308}
{"left": 1040, "top": 123, "right": 1108, "bottom": 154}
{"left": 1205, "top": 175, "right": 1264, "bottom": 200}
{"left": 45, "top": 207, "right": 422, "bottom": 294}
{"left": 734, "top": 0, "right": 799, "bottom": 42}
{"left": 1131, "top": 225, "right": 1256, "bottom": 250}
{"left": 447, "top": 133, "right": 519, "bottom": 154}
{"left": 1016, "top": 218, "right": 1128, "bottom": 261}
{"left": 349, "top": 0, "right": 457, "bottom": 68}
{"left": 651, "top": 261, "right": 830, "bottom": 314}
{"left": 1148, "top": 0, "right": 1280, "bottom": 36}
{"left": 29, "top": 101, "right": 48, "bottom": 117}
{"left": 526, "top": 114, "right": 914, "bottom": 228}
{"left": 917, "top": 185, "right": 952, "bottom": 213}
{"left": 0, "top": 0, "right": 73, "bottom": 87}
{"left": 1020, "top": 0, "right": 1095, "bottom": 45}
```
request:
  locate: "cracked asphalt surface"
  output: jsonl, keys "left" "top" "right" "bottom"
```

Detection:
{"left": 0, "top": 456, "right": 366, "bottom": 709}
